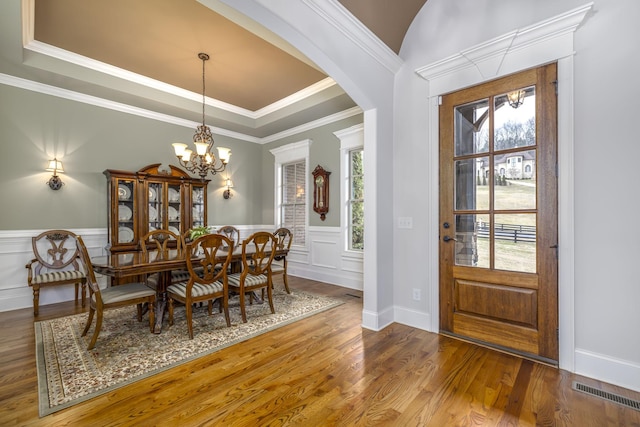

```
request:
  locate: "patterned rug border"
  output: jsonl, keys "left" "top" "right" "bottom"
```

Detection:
{"left": 35, "top": 290, "right": 343, "bottom": 417}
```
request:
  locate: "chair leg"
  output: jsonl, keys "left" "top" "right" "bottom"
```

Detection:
{"left": 239, "top": 290, "right": 247, "bottom": 323}
{"left": 222, "top": 294, "right": 231, "bottom": 327}
{"left": 186, "top": 302, "right": 194, "bottom": 339}
{"left": 32, "top": 285, "right": 40, "bottom": 316}
{"left": 283, "top": 272, "right": 291, "bottom": 294}
{"left": 81, "top": 282, "right": 86, "bottom": 307}
{"left": 87, "top": 310, "right": 103, "bottom": 350}
{"left": 82, "top": 307, "right": 95, "bottom": 337}
{"left": 74, "top": 283, "right": 79, "bottom": 305}
{"left": 266, "top": 282, "right": 275, "bottom": 314}
{"left": 136, "top": 304, "right": 143, "bottom": 322}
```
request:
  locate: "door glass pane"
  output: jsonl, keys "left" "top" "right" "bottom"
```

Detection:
{"left": 494, "top": 213, "right": 536, "bottom": 273}
{"left": 454, "top": 214, "right": 489, "bottom": 267}
{"left": 455, "top": 156, "right": 488, "bottom": 211}
{"left": 494, "top": 149, "right": 536, "bottom": 210}
{"left": 454, "top": 99, "right": 489, "bottom": 156}
{"left": 494, "top": 86, "right": 535, "bottom": 151}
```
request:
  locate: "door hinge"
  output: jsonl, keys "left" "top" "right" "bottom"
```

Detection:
{"left": 438, "top": 95, "right": 443, "bottom": 105}
{"left": 552, "top": 79, "right": 558, "bottom": 95}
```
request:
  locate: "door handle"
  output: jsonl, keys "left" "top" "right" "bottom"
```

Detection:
{"left": 442, "top": 235, "right": 457, "bottom": 242}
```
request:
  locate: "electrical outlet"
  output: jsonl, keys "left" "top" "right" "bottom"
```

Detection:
{"left": 412, "top": 288, "right": 421, "bottom": 301}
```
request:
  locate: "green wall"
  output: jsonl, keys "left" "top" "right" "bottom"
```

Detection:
{"left": 0, "top": 83, "right": 362, "bottom": 231}
{"left": 0, "top": 84, "right": 263, "bottom": 230}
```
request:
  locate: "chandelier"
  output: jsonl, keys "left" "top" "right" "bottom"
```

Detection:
{"left": 173, "top": 52, "right": 231, "bottom": 180}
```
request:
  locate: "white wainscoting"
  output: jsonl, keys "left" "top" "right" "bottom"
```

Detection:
{"left": 0, "top": 225, "right": 363, "bottom": 313}
{"left": 287, "top": 226, "right": 363, "bottom": 291}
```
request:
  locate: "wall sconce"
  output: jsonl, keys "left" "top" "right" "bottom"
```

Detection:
{"left": 223, "top": 177, "right": 233, "bottom": 199}
{"left": 506, "top": 89, "right": 526, "bottom": 108}
{"left": 46, "top": 158, "right": 65, "bottom": 190}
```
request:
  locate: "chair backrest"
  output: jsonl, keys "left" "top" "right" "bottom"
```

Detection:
{"left": 273, "top": 227, "right": 293, "bottom": 251}
{"left": 75, "top": 236, "right": 103, "bottom": 305}
{"left": 140, "top": 229, "right": 184, "bottom": 262}
{"left": 31, "top": 229, "right": 83, "bottom": 274}
{"left": 187, "top": 234, "right": 234, "bottom": 285}
{"left": 217, "top": 225, "right": 240, "bottom": 251}
{"left": 241, "top": 231, "right": 277, "bottom": 276}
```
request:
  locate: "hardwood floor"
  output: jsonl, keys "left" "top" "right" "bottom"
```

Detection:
{"left": 1, "top": 277, "right": 639, "bottom": 426}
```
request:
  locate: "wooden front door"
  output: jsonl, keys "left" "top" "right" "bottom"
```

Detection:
{"left": 439, "top": 63, "right": 558, "bottom": 363}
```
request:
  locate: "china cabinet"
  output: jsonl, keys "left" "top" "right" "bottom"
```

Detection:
{"left": 104, "top": 164, "right": 208, "bottom": 253}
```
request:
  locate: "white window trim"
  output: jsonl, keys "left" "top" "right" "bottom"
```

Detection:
{"left": 335, "top": 124, "right": 364, "bottom": 258}
{"left": 270, "top": 139, "right": 312, "bottom": 249}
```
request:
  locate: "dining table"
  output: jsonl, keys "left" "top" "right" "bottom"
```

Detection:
{"left": 91, "top": 245, "right": 288, "bottom": 333}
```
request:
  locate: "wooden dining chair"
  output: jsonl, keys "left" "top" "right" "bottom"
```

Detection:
{"left": 227, "top": 231, "right": 278, "bottom": 323}
{"left": 76, "top": 236, "right": 156, "bottom": 350}
{"left": 217, "top": 225, "right": 240, "bottom": 251}
{"left": 272, "top": 227, "right": 293, "bottom": 294}
{"left": 139, "top": 229, "right": 184, "bottom": 288}
{"left": 166, "top": 234, "right": 234, "bottom": 339}
{"left": 25, "top": 229, "right": 87, "bottom": 316}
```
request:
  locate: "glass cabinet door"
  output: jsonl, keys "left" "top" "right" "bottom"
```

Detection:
{"left": 191, "top": 185, "right": 206, "bottom": 228}
{"left": 167, "top": 183, "right": 182, "bottom": 236}
{"left": 147, "top": 181, "right": 163, "bottom": 234}
{"left": 115, "top": 178, "right": 136, "bottom": 245}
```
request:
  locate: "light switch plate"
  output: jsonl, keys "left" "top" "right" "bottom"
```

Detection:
{"left": 398, "top": 217, "right": 413, "bottom": 229}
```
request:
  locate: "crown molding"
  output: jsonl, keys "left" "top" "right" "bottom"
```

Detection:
{"left": 302, "top": 0, "right": 403, "bottom": 74}
{"left": 260, "top": 106, "right": 362, "bottom": 144}
{"left": 0, "top": 73, "right": 361, "bottom": 145}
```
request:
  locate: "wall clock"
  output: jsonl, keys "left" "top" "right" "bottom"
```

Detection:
{"left": 312, "top": 165, "right": 331, "bottom": 221}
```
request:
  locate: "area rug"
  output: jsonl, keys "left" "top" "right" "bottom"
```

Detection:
{"left": 35, "top": 289, "right": 342, "bottom": 417}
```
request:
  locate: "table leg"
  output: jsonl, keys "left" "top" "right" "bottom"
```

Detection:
{"left": 153, "top": 271, "right": 171, "bottom": 334}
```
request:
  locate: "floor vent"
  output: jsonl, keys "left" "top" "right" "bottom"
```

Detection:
{"left": 572, "top": 381, "right": 640, "bottom": 411}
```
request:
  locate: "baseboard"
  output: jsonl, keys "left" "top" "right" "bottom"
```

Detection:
{"left": 361, "top": 305, "right": 394, "bottom": 331}
{"left": 393, "top": 305, "right": 432, "bottom": 331}
{"left": 288, "top": 265, "right": 362, "bottom": 290}
{"left": 575, "top": 348, "right": 640, "bottom": 393}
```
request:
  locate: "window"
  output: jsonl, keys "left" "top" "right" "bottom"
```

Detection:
{"left": 348, "top": 148, "right": 364, "bottom": 250}
{"left": 270, "top": 140, "right": 311, "bottom": 247}
{"left": 281, "top": 160, "right": 306, "bottom": 245}
{"left": 336, "top": 124, "right": 364, "bottom": 252}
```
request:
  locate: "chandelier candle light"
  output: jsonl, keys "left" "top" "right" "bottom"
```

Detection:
{"left": 173, "top": 53, "right": 231, "bottom": 180}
